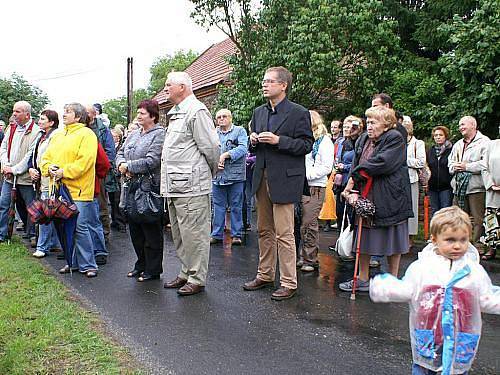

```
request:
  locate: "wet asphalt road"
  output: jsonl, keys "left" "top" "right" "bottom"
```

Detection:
{"left": 37, "top": 227, "right": 500, "bottom": 375}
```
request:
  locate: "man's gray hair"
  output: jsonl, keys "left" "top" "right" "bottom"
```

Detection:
{"left": 15, "top": 101, "right": 32, "bottom": 114}
{"left": 167, "top": 72, "right": 193, "bottom": 91}
{"left": 64, "top": 102, "right": 87, "bottom": 124}
{"left": 460, "top": 115, "right": 477, "bottom": 128}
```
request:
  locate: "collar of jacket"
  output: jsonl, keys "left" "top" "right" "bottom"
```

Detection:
{"left": 64, "top": 122, "right": 86, "bottom": 134}
{"left": 167, "top": 94, "right": 196, "bottom": 115}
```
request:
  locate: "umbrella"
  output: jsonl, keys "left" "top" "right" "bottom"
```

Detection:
{"left": 53, "top": 183, "right": 79, "bottom": 271}
{"left": 423, "top": 194, "right": 430, "bottom": 241}
{"left": 7, "top": 176, "right": 17, "bottom": 244}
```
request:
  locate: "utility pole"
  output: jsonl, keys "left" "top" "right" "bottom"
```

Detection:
{"left": 126, "top": 57, "right": 134, "bottom": 125}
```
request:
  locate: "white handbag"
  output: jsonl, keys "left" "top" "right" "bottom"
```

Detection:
{"left": 335, "top": 208, "right": 354, "bottom": 257}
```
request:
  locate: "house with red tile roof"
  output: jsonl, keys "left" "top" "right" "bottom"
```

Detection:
{"left": 153, "top": 37, "right": 237, "bottom": 125}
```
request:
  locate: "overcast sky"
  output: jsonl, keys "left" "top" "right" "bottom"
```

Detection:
{"left": 0, "top": 0, "right": 226, "bottom": 114}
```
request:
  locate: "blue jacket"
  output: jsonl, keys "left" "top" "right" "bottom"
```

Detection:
{"left": 213, "top": 125, "right": 248, "bottom": 184}
{"left": 335, "top": 137, "right": 355, "bottom": 188}
{"left": 90, "top": 118, "right": 118, "bottom": 192}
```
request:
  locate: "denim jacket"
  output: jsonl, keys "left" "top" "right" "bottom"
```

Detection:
{"left": 213, "top": 125, "right": 248, "bottom": 185}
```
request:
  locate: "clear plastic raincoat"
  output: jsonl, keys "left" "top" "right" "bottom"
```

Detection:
{"left": 370, "top": 243, "right": 500, "bottom": 374}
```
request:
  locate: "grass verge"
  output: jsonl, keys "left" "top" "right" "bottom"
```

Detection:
{"left": 0, "top": 238, "right": 142, "bottom": 375}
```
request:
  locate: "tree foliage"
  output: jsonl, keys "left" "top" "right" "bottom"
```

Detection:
{"left": 102, "top": 89, "right": 150, "bottom": 126}
{"left": 0, "top": 74, "right": 49, "bottom": 122}
{"left": 148, "top": 50, "right": 198, "bottom": 95}
{"left": 191, "top": 0, "right": 499, "bottom": 139}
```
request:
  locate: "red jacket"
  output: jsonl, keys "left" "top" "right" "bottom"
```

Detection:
{"left": 95, "top": 143, "right": 110, "bottom": 197}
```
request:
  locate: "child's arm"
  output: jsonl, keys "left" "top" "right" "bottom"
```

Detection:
{"left": 369, "top": 263, "right": 418, "bottom": 303}
{"left": 478, "top": 266, "right": 500, "bottom": 314}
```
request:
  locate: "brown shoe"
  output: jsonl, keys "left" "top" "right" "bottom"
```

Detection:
{"left": 243, "top": 278, "right": 274, "bottom": 291}
{"left": 177, "top": 282, "right": 205, "bottom": 296}
{"left": 231, "top": 238, "right": 242, "bottom": 246}
{"left": 163, "top": 277, "right": 187, "bottom": 289}
{"left": 271, "top": 287, "right": 297, "bottom": 301}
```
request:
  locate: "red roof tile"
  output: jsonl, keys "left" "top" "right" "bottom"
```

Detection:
{"left": 154, "top": 38, "right": 237, "bottom": 105}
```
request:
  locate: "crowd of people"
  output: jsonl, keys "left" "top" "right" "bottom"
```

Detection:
{"left": 1, "top": 66, "right": 499, "bottom": 374}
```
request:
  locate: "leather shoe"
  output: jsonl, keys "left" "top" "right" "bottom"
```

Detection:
{"left": 177, "top": 282, "right": 204, "bottom": 296}
{"left": 163, "top": 276, "right": 187, "bottom": 289}
{"left": 137, "top": 273, "right": 160, "bottom": 282}
{"left": 243, "top": 278, "right": 274, "bottom": 291}
{"left": 271, "top": 287, "right": 297, "bottom": 301}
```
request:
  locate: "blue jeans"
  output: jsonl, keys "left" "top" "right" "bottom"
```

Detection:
{"left": 412, "top": 363, "right": 467, "bottom": 374}
{"left": 36, "top": 191, "right": 61, "bottom": 253}
{"left": 429, "top": 189, "right": 453, "bottom": 216}
{"left": 90, "top": 198, "right": 107, "bottom": 257}
{"left": 72, "top": 201, "right": 98, "bottom": 272}
{"left": 0, "top": 181, "right": 36, "bottom": 240}
{"left": 211, "top": 182, "right": 244, "bottom": 239}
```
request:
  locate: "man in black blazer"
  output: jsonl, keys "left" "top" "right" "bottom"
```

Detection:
{"left": 243, "top": 66, "right": 313, "bottom": 300}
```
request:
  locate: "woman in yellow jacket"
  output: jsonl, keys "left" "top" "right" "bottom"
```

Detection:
{"left": 41, "top": 102, "right": 98, "bottom": 277}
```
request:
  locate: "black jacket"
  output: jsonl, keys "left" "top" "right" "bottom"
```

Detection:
{"left": 427, "top": 145, "right": 453, "bottom": 192}
{"left": 250, "top": 98, "right": 313, "bottom": 204}
{"left": 351, "top": 130, "right": 413, "bottom": 226}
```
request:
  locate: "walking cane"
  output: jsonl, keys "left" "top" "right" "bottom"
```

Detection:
{"left": 350, "top": 171, "right": 374, "bottom": 301}
{"left": 350, "top": 215, "right": 364, "bottom": 301}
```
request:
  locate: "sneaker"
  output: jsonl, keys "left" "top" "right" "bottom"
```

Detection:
{"left": 340, "top": 255, "right": 355, "bottom": 262}
{"left": 339, "top": 278, "right": 370, "bottom": 292}
{"left": 210, "top": 237, "right": 222, "bottom": 245}
{"left": 296, "top": 259, "right": 304, "bottom": 268}
{"left": 369, "top": 259, "right": 381, "bottom": 268}
{"left": 300, "top": 264, "right": 315, "bottom": 272}
{"left": 231, "top": 238, "right": 242, "bottom": 246}
{"left": 95, "top": 255, "right": 107, "bottom": 265}
{"left": 330, "top": 223, "right": 337, "bottom": 229}
{"left": 32, "top": 250, "right": 46, "bottom": 258}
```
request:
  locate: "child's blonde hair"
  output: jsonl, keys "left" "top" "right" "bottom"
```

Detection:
{"left": 430, "top": 206, "right": 472, "bottom": 238}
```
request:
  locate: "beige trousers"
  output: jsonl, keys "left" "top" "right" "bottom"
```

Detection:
{"left": 300, "top": 186, "right": 325, "bottom": 265}
{"left": 463, "top": 192, "right": 486, "bottom": 245}
{"left": 167, "top": 194, "right": 211, "bottom": 286}
{"left": 255, "top": 171, "right": 297, "bottom": 289}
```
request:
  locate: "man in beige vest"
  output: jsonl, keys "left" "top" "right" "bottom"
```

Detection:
{"left": 160, "top": 72, "right": 220, "bottom": 296}
{"left": 0, "top": 101, "right": 40, "bottom": 244}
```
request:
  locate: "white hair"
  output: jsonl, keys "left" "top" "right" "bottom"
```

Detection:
{"left": 167, "top": 72, "right": 193, "bottom": 91}
{"left": 15, "top": 101, "right": 32, "bottom": 114}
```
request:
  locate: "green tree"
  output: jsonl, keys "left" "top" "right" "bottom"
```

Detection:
{"left": 216, "top": 0, "right": 402, "bottom": 125}
{"left": 148, "top": 50, "right": 198, "bottom": 95}
{"left": 0, "top": 74, "right": 49, "bottom": 122}
{"left": 438, "top": 0, "right": 499, "bottom": 138}
{"left": 102, "top": 89, "right": 150, "bottom": 126}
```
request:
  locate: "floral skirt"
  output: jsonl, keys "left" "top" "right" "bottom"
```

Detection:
{"left": 484, "top": 208, "right": 500, "bottom": 250}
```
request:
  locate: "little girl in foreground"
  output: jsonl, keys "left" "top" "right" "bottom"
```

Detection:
{"left": 369, "top": 206, "right": 500, "bottom": 375}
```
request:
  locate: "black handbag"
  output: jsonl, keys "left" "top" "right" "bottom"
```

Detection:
{"left": 125, "top": 173, "right": 164, "bottom": 223}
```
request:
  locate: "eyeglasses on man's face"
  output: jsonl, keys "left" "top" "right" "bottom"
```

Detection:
{"left": 261, "top": 79, "right": 283, "bottom": 85}
{"left": 216, "top": 115, "right": 229, "bottom": 119}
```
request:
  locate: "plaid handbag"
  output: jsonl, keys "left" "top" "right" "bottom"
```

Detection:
{"left": 54, "top": 183, "right": 78, "bottom": 220}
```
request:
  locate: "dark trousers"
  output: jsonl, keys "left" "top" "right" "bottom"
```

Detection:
{"left": 335, "top": 192, "right": 353, "bottom": 232}
{"left": 128, "top": 218, "right": 164, "bottom": 276}
{"left": 109, "top": 191, "right": 125, "bottom": 228}
{"left": 428, "top": 189, "right": 453, "bottom": 216}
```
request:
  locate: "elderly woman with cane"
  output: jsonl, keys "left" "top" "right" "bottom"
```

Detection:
{"left": 339, "top": 106, "right": 413, "bottom": 293}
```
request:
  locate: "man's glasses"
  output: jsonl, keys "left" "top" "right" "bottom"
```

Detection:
{"left": 261, "top": 79, "right": 282, "bottom": 85}
{"left": 216, "top": 115, "right": 229, "bottom": 119}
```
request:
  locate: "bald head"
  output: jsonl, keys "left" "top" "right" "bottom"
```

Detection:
{"left": 459, "top": 116, "right": 478, "bottom": 140}
{"left": 13, "top": 101, "right": 32, "bottom": 125}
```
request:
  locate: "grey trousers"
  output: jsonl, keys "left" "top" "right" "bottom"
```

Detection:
{"left": 300, "top": 186, "right": 325, "bottom": 265}
{"left": 167, "top": 194, "right": 211, "bottom": 286}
